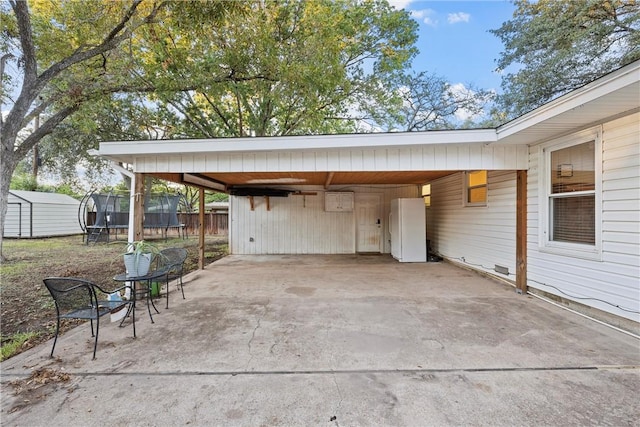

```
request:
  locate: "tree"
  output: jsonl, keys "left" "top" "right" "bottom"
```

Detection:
{"left": 491, "top": 0, "right": 640, "bottom": 118}
{"left": 140, "top": 0, "right": 418, "bottom": 138}
{"left": 358, "top": 71, "right": 494, "bottom": 131}
{"left": 0, "top": 0, "right": 167, "bottom": 259}
{"left": 0, "top": 0, "right": 242, "bottom": 259}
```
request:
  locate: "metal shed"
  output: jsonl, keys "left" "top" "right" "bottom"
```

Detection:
{"left": 4, "top": 190, "right": 83, "bottom": 238}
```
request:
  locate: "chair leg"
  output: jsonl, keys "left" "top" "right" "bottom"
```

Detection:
{"left": 179, "top": 274, "right": 185, "bottom": 300}
{"left": 165, "top": 276, "right": 169, "bottom": 309}
{"left": 92, "top": 317, "right": 100, "bottom": 360}
{"left": 50, "top": 317, "right": 60, "bottom": 358}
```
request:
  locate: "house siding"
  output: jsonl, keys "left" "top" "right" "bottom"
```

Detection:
{"left": 528, "top": 112, "right": 639, "bottom": 322}
{"left": 427, "top": 171, "right": 517, "bottom": 278}
{"left": 230, "top": 185, "right": 419, "bottom": 254}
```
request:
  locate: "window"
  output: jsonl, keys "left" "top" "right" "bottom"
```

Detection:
{"left": 465, "top": 170, "right": 487, "bottom": 206}
{"left": 421, "top": 184, "right": 431, "bottom": 207}
{"left": 540, "top": 127, "right": 602, "bottom": 258}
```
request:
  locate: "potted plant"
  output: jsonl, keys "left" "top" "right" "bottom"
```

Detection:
{"left": 122, "top": 240, "right": 162, "bottom": 278}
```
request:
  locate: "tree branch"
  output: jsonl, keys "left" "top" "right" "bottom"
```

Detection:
{"left": 14, "top": 104, "right": 80, "bottom": 160}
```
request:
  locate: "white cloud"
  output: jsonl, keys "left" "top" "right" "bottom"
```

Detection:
{"left": 447, "top": 12, "right": 471, "bottom": 24}
{"left": 411, "top": 9, "right": 438, "bottom": 27}
{"left": 388, "top": 0, "right": 413, "bottom": 9}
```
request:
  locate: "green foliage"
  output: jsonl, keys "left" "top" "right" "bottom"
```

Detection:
{"left": 206, "top": 192, "right": 229, "bottom": 203}
{"left": 9, "top": 172, "right": 38, "bottom": 191}
{"left": 491, "top": 0, "right": 640, "bottom": 118}
{"left": 141, "top": 0, "right": 418, "bottom": 137}
{"left": 1, "top": 332, "right": 40, "bottom": 361}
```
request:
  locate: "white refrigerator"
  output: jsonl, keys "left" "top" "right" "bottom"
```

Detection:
{"left": 390, "top": 198, "right": 426, "bottom": 262}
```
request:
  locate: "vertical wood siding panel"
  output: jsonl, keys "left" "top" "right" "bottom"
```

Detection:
{"left": 457, "top": 145, "right": 470, "bottom": 170}
{"left": 168, "top": 156, "right": 181, "bottom": 172}
{"left": 351, "top": 150, "right": 364, "bottom": 171}
{"left": 410, "top": 147, "right": 423, "bottom": 169}
{"left": 177, "top": 156, "right": 190, "bottom": 172}
{"left": 278, "top": 153, "right": 291, "bottom": 171}
{"left": 204, "top": 154, "right": 217, "bottom": 172}
{"left": 339, "top": 151, "right": 351, "bottom": 171}
{"left": 192, "top": 155, "right": 205, "bottom": 172}
{"left": 266, "top": 153, "right": 279, "bottom": 171}
{"left": 398, "top": 148, "right": 412, "bottom": 170}
{"left": 316, "top": 152, "right": 329, "bottom": 171}
{"left": 242, "top": 154, "right": 255, "bottom": 172}
{"left": 433, "top": 146, "right": 446, "bottom": 169}
{"left": 374, "top": 149, "right": 387, "bottom": 170}
{"left": 481, "top": 145, "right": 494, "bottom": 169}
{"left": 255, "top": 152, "right": 267, "bottom": 171}
{"left": 327, "top": 151, "right": 341, "bottom": 170}
{"left": 388, "top": 149, "right": 400, "bottom": 170}
{"left": 303, "top": 152, "right": 316, "bottom": 171}
{"left": 363, "top": 150, "right": 376, "bottom": 170}
{"left": 217, "top": 155, "right": 230, "bottom": 172}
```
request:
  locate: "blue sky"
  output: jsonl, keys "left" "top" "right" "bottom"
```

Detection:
{"left": 393, "top": 1, "right": 517, "bottom": 93}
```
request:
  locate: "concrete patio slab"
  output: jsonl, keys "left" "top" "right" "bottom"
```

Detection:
{"left": 2, "top": 255, "right": 639, "bottom": 426}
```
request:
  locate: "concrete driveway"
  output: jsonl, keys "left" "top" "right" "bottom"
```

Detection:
{"left": 2, "top": 255, "right": 639, "bottom": 426}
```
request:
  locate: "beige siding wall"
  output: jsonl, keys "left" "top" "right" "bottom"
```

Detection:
{"left": 230, "top": 185, "right": 419, "bottom": 254}
{"left": 427, "top": 171, "right": 517, "bottom": 278}
{"left": 528, "top": 112, "right": 639, "bottom": 322}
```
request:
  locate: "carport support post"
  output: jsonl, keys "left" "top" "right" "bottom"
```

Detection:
{"left": 133, "top": 173, "right": 145, "bottom": 242}
{"left": 516, "top": 170, "right": 528, "bottom": 294}
{"left": 198, "top": 187, "right": 205, "bottom": 269}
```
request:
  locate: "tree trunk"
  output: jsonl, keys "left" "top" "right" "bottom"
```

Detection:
{"left": 0, "top": 141, "right": 18, "bottom": 261}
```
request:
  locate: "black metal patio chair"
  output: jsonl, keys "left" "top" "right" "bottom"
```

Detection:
{"left": 43, "top": 277, "right": 134, "bottom": 360}
{"left": 158, "top": 248, "right": 188, "bottom": 309}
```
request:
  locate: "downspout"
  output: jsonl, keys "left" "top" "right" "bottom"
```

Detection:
{"left": 108, "top": 162, "right": 136, "bottom": 246}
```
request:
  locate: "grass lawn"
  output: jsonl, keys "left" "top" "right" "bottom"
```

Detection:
{"left": 0, "top": 234, "right": 228, "bottom": 361}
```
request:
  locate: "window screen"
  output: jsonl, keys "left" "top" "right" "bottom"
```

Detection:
{"left": 549, "top": 141, "right": 595, "bottom": 244}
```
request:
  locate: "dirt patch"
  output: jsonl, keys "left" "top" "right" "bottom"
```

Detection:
{"left": 0, "top": 235, "right": 228, "bottom": 359}
{"left": 7, "top": 367, "right": 72, "bottom": 413}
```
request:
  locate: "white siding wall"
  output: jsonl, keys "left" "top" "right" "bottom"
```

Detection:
{"left": 528, "top": 112, "right": 640, "bottom": 322}
{"left": 230, "top": 185, "right": 419, "bottom": 254}
{"left": 4, "top": 192, "right": 82, "bottom": 238}
{"left": 427, "top": 171, "right": 517, "bottom": 277}
{"left": 31, "top": 203, "right": 82, "bottom": 237}
{"left": 4, "top": 194, "right": 32, "bottom": 237}
{"left": 136, "top": 143, "right": 528, "bottom": 173}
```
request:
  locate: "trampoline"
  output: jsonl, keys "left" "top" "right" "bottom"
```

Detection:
{"left": 79, "top": 190, "right": 187, "bottom": 244}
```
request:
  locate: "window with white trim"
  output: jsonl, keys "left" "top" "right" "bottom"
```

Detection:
{"left": 464, "top": 170, "right": 487, "bottom": 206}
{"left": 540, "top": 127, "right": 602, "bottom": 258}
{"left": 421, "top": 184, "right": 431, "bottom": 207}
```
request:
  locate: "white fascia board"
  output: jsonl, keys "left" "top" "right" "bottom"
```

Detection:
{"left": 98, "top": 129, "right": 497, "bottom": 158}
{"left": 496, "top": 61, "right": 640, "bottom": 141}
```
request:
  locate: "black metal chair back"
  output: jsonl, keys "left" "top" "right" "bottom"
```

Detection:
{"left": 158, "top": 248, "right": 188, "bottom": 308}
{"left": 43, "top": 277, "right": 132, "bottom": 359}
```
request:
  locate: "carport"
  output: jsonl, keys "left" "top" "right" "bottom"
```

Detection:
{"left": 2, "top": 255, "right": 639, "bottom": 425}
{"left": 93, "top": 64, "right": 640, "bottom": 331}
{"left": 97, "top": 129, "right": 531, "bottom": 294}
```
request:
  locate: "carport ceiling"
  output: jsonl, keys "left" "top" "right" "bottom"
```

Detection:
{"left": 152, "top": 171, "right": 455, "bottom": 189}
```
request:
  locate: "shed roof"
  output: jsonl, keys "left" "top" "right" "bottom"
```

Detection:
{"left": 9, "top": 190, "right": 80, "bottom": 206}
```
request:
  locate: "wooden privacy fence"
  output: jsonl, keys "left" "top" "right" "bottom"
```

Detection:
{"left": 179, "top": 213, "right": 228, "bottom": 236}
{"left": 86, "top": 212, "right": 228, "bottom": 237}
